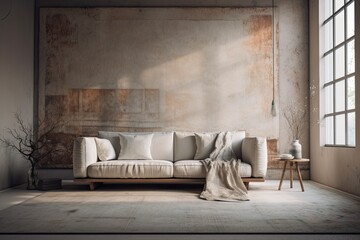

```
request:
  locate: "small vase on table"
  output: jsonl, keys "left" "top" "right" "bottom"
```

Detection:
{"left": 289, "top": 139, "right": 302, "bottom": 159}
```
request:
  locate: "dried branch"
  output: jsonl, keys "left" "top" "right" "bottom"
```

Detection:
{"left": 0, "top": 112, "right": 66, "bottom": 168}
{"left": 283, "top": 101, "right": 307, "bottom": 141}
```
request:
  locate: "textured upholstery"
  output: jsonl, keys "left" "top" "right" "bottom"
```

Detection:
{"left": 118, "top": 133, "right": 153, "bottom": 160}
{"left": 98, "top": 131, "right": 174, "bottom": 161}
{"left": 73, "top": 137, "right": 98, "bottom": 178}
{"left": 87, "top": 160, "right": 173, "bottom": 178}
{"left": 173, "top": 160, "right": 252, "bottom": 178}
{"left": 173, "top": 160, "right": 205, "bottom": 178}
{"left": 94, "top": 138, "right": 116, "bottom": 161}
{"left": 174, "top": 132, "right": 197, "bottom": 161}
{"left": 231, "top": 131, "right": 246, "bottom": 159}
{"left": 242, "top": 137, "right": 268, "bottom": 178}
{"left": 174, "top": 131, "right": 246, "bottom": 161}
{"left": 194, "top": 132, "right": 218, "bottom": 160}
{"left": 73, "top": 131, "right": 267, "bottom": 180}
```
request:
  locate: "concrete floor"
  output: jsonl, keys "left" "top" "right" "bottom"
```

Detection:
{"left": 0, "top": 180, "right": 359, "bottom": 237}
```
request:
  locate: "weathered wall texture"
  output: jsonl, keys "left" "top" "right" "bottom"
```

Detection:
{"left": 0, "top": 0, "right": 34, "bottom": 189}
{"left": 37, "top": 0, "right": 309, "bottom": 181}
{"left": 268, "top": 0, "right": 310, "bottom": 179}
{"left": 39, "top": 7, "right": 279, "bottom": 167}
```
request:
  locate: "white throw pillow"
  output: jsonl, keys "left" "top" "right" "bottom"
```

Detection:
{"left": 94, "top": 138, "right": 116, "bottom": 161}
{"left": 194, "top": 132, "right": 218, "bottom": 160}
{"left": 118, "top": 133, "right": 153, "bottom": 160}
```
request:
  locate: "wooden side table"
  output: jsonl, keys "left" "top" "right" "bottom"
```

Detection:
{"left": 277, "top": 158, "right": 310, "bottom": 192}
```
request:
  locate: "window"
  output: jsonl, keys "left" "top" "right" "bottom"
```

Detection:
{"left": 321, "top": 0, "right": 356, "bottom": 147}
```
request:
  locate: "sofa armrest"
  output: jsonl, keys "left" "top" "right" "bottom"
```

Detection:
{"left": 242, "top": 137, "right": 268, "bottom": 178}
{"left": 73, "top": 137, "right": 98, "bottom": 178}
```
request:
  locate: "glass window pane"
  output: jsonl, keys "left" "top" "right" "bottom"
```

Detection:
{"left": 347, "top": 39, "right": 355, "bottom": 74}
{"left": 347, "top": 76, "right": 355, "bottom": 109}
{"left": 335, "top": 10, "right": 345, "bottom": 46}
{"left": 335, "top": 46, "right": 345, "bottom": 78}
{"left": 348, "top": 112, "right": 356, "bottom": 146}
{"left": 335, "top": 114, "right": 346, "bottom": 144}
{"left": 325, "top": 116, "right": 334, "bottom": 144}
{"left": 334, "top": 0, "right": 344, "bottom": 12}
{"left": 324, "top": 20, "right": 333, "bottom": 52}
{"left": 324, "top": 53, "right": 333, "bottom": 83}
{"left": 335, "top": 80, "right": 345, "bottom": 112}
{"left": 325, "top": 85, "right": 334, "bottom": 114}
{"left": 324, "top": 0, "right": 333, "bottom": 20}
{"left": 346, "top": 1, "right": 355, "bottom": 38}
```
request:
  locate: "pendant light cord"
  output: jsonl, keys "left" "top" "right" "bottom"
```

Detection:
{"left": 271, "top": 0, "right": 277, "bottom": 117}
{"left": 272, "top": 0, "right": 275, "bottom": 102}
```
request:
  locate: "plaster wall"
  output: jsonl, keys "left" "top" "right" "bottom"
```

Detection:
{"left": 35, "top": 0, "right": 309, "bottom": 180}
{"left": 0, "top": 0, "right": 34, "bottom": 189}
{"left": 310, "top": 0, "right": 360, "bottom": 196}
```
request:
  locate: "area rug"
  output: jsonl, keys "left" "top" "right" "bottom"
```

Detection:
{"left": 0, "top": 181, "right": 359, "bottom": 233}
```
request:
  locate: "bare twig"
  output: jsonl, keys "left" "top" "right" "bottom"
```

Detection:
{"left": 283, "top": 101, "right": 307, "bottom": 141}
{"left": 0, "top": 112, "right": 65, "bottom": 168}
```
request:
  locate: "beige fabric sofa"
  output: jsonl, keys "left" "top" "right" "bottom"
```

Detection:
{"left": 73, "top": 131, "right": 268, "bottom": 190}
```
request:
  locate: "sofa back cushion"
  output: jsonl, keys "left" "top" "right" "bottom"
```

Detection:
{"left": 174, "top": 131, "right": 246, "bottom": 161}
{"left": 174, "top": 132, "right": 197, "bottom": 161}
{"left": 98, "top": 131, "right": 174, "bottom": 161}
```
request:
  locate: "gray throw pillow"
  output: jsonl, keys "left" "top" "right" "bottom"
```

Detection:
{"left": 194, "top": 133, "right": 218, "bottom": 160}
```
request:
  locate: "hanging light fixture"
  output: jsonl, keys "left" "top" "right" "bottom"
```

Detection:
{"left": 271, "top": 0, "right": 277, "bottom": 117}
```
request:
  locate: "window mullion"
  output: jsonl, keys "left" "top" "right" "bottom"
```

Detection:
{"left": 344, "top": 1, "right": 348, "bottom": 145}
{"left": 322, "top": 0, "right": 355, "bottom": 147}
{"left": 332, "top": 4, "right": 336, "bottom": 145}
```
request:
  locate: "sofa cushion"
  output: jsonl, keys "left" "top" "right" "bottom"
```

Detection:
{"left": 194, "top": 132, "right": 218, "bottom": 160}
{"left": 118, "top": 133, "right": 153, "bottom": 160}
{"left": 174, "top": 131, "right": 246, "bottom": 161}
{"left": 173, "top": 160, "right": 206, "bottom": 178}
{"left": 94, "top": 138, "right": 116, "bottom": 161}
{"left": 231, "top": 131, "right": 246, "bottom": 159}
{"left": 173, "top": 160, "right": 252, "bottom": 178}
{"left": 98, "top": 131, "right": 174, "bottom": 161}
{"left": 87, "top": 160, "right": 173, "bottom": 178}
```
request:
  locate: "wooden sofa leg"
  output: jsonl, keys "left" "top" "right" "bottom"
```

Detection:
{"left": 244, "top": 182, "right": 249, "bottom": 190}
{"left": 89, "top": 182, "right": 102, "bottom": 190}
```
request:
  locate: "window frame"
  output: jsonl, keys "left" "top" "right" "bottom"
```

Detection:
{"left": 321, "top": 0, "right": 356, "bottom": 147}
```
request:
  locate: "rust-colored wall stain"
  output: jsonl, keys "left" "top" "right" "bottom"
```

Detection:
{"left": 68, "top": 89, "right": 79, "bottom": 113}
{"left": 246, "top": 15, "right": 272, "bottom": 51}
{"left": 245, "top": 14, "right": 274, "bottom": 114}
{"left": 267, "top": 139, "right": 278, "bottom": 155}
{"left": 46, "top": 14, "right": 77, "bottom": 47}
{"left": 81, "top": 89, "right": 101, "bottom": 113}
{"left": 117, "top": 89, "right": 143, "bottom": 113}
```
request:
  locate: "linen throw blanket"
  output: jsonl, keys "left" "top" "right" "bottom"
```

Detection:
{"left": 200, "top": 132, "right": 249, "bottom": 201}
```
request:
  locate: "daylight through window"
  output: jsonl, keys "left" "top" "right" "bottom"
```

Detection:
{"left": 321, "top": 0, "right": 356, "bottom": 147}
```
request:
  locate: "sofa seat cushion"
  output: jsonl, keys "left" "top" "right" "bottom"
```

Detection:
{"left": 87, "top": 160, "right": 173, "bottom": 178}
{"left": 173, "top": 160, "right": 252, "bottom": 178}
